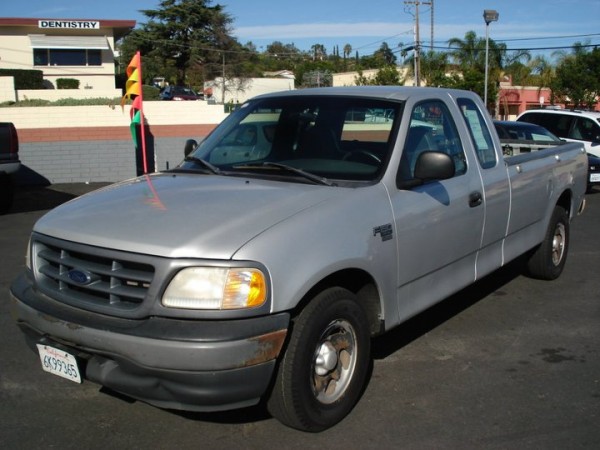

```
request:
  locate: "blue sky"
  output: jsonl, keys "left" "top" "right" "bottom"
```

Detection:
{"left": 4, "top": 0, "right": 600, "bottom": 60}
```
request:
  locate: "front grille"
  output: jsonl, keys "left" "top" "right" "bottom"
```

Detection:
{"left": 33, "top": 237, "right": 155, "bottom": 313}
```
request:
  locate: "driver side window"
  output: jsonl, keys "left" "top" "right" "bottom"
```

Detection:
{"left": 399, "top": 100, "right": 466, "bottom": 182}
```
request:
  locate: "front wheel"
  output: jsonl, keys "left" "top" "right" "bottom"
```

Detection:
{"left": 267, "top": 287, "right": 371, "bottom": 432}
{"left": 525, "top": 206, "right": 569, "bottom": 280}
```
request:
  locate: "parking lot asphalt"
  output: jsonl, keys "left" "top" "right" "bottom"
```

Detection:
{"left": 1, "top": 183, "right": 599, "bottom": 449}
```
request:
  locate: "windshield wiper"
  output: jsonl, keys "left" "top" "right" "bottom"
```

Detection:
{"left": 233, "top": 162, "right": 335, "bottom": 186}
{"left": 183, "top": 156, "right": 221, "bottom": 175}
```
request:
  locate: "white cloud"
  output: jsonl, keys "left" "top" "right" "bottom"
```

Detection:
{"left": 234, "top": 22, "right": 415, "bottom": 40}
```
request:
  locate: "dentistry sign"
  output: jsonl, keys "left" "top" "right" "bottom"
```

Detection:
{"left": 38, "top": 20, "right": 100, "bottom": 29}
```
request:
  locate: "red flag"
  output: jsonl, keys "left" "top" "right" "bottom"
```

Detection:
{"left": 129, "top": 95, "right": 142, "bottom": 120}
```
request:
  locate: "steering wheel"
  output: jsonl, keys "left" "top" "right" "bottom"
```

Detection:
{"left": 343, "top": 149, "right": 381, "bottom": 164}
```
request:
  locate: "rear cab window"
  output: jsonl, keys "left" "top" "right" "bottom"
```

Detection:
{"left": 457, "top": 98, "right": 497, "bottom": 169}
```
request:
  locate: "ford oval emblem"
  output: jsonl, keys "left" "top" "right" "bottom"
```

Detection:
{"left": 67, "top": 269, "right": 92, "bottom": 285}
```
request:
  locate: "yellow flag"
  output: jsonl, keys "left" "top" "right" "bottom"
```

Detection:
{"left": 120, "top": 52, "right": 142, "bottom": 109}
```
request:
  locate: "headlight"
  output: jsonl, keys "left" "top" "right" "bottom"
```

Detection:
{"left": 162, "top": 267, "right": 267, "bottom": 310}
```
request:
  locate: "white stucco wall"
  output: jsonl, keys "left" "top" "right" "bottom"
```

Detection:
{"left": 0, "top": 101, "right": 228, "bottom": 129}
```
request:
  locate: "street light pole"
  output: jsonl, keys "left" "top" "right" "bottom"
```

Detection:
{"left": 483, "top": 9, "right": 499, "bottom": 112}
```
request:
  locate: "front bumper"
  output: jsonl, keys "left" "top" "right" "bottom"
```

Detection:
{"left": 11, "top": 273, "right": 289, "bottom": 412}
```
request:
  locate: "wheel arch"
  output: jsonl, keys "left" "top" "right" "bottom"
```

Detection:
{"left": 292, "top": 269, "right": 384, "bottom": 337}
{"left": 555, "top": 188, "right": 573, "bottom": 218}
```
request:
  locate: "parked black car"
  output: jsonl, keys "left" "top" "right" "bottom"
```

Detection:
{"left": 494, "top": 120, "right": 598, "bottom": 192}
{"left": 494, "top": 120, "right": 564, "bottom": 156}
{"left": 159, "top": 86, "right": 203, "bottom": 101}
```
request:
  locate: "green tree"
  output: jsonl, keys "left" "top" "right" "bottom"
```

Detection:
{"left": 405, "top": 51, "right": 453, "bottom": 87}
{"left": 343, "top": 44, "right": 352, "bottom": 59}
{"left": 120, "top": 0, "right": 239, "bottom": 86}
{"left": 373, "top": 42, "right": 397, "bottom": 66}
{"left": 552, "top": 44, "right": 600, "bottom": 109}
{"left": 373, "top": 65, "right": 402, "bottom": 85}
{"left": 529, "top": 56, "right": 554, "bottom": 86}
{"left": 354, "top": 66, "right": 402, "bottom": 86}
{"left": 302, "top": 69, "right": 332, "bottom": 87}
{"left": 447, "top": 31, "right": 529, "bottom": 110}
{"left": 354, "top": 69, "right": 374, "bottom": 86}
{"left": 311, "top": 44, "right": 327, "bottom": 61}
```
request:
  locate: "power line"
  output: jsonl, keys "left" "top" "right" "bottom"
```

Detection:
{"left": 496, "top": 32, "right": 600, "bottom": 43}
{"left": 127, "top": 29, "right": 600, "bottom": 63}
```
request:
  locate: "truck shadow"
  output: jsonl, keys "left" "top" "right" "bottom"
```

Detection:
{"left": 371, "top": 261, "right": 524, "bottom": 359}
{"left": 9, "top": 183, "right": 110, "bottom": 214}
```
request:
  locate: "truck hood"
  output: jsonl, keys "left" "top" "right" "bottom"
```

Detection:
{"left": 34, "top": 173, "right": 341, "bottom": 259}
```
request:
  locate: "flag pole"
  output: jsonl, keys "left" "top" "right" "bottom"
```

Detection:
{"left": 135, "top": 51, "right": 148, "bottom": 174}
{"left": 121, "top": 51, "right": 148, "bottom": 176}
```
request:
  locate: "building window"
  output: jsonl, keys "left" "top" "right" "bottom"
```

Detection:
{"left": 33, "top": 49, "right": 102, "bottom": 66}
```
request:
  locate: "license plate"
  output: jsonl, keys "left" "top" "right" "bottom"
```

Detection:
{"left": 36, "top": 344, "right": 82, "bottom": 383}
{"left": 590, "top": 173, "right": 600, "bottom": 182}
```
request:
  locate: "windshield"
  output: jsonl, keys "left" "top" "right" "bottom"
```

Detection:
{"left": 179, "top": 95, "right": 403, "bottom": 184}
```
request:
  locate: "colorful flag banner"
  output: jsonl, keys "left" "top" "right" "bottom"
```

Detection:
{"left": 120, "top": 51, "right": 148, "bottom": 174}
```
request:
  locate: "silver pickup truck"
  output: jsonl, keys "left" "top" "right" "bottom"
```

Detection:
{"left": 11, "top": 87, "right": 587, "bottom": 432}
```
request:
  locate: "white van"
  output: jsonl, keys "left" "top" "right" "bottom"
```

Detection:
{"left": 517, "top": 109, "right": 600, "bottom": 158}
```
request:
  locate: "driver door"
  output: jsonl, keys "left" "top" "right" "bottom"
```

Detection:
{"left": 390, "top": 99, "right": 485, "bottom": 320}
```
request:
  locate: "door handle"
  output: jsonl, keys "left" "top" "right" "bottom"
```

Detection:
{"left": 469, "top": 191, "right": 483, "bottom": 208}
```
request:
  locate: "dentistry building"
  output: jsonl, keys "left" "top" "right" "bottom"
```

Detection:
{"left": 0, "top": 17, "right": 135, "bottom": 96}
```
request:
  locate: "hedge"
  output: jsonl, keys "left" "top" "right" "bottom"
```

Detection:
{"left": 0, "top": 69, "right": 44, "bottom": 89}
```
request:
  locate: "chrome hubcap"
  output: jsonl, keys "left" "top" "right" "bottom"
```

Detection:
{"left": 312, "top": 319, "right": 358, "bottom": 404}
{"left": 552, "top": 223, "right": 566, "bottom": 266}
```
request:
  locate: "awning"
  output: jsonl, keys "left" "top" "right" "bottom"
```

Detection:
{"left": 28, "top": 35, "right": 110, "bottom": 50}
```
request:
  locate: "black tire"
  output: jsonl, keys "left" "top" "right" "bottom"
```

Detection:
{"left": 267, "top": 287, "right": 371, "bottom": 432}
{"left": 526, "top": 206, "right": 569, "bottom": 280}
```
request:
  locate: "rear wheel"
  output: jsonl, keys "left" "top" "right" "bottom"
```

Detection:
{"left": 267, "top": 287, "right": 371, "bottom": 432}
{"left": 526, "top": 206, "right": 569, "bottom": 280}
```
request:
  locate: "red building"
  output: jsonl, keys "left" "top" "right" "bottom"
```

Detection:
{"left": 498, "top": 77, "right": 600, "bottom": 120}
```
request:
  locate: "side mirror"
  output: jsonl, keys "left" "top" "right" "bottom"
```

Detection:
{"left": 414, "top": 151, "right": 455, "bottom": 181}
{"left": 184, "top": 139, "right": 198, "bottom": 157}
{"left": 397, "top": 151, "right": 455, "bottom": 189}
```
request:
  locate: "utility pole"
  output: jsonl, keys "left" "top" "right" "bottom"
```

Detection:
{"left": 404, "top": 0, "right": 431, "bottom": 87}
{"left": 430, "top": 0, "right": 434, "bottom": 52}
{"left": 221, "top": 52, "right": 226, "bottom": 105}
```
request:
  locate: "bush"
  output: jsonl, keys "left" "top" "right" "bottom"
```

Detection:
{"left": 56, "top": 78, "right": 80, "bottom": 89}
{"left": 0, "top": 69, "right": 44, "bottom": 89}
{"left": 0, "top": 97, "right": 122, "bottom": 108}
{"left": 142, "top": 85, "right": 160, "bottom": 100}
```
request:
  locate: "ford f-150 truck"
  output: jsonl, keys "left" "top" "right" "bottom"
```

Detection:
{"left": 11, "top": 87, "right": 587, "bottom": 432}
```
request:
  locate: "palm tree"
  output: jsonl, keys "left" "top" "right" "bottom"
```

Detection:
{"left": 447, "top": 31, "right": 486, "bottom": 69}
{"left": 343, "top": 44, "right": 352, "bottom": 59}
{"left": 374, "top": 42, "right": 396, "bottom": 66}
{"left": 310, "top": 44, "right": 326, "bottom": 61}
{"left": 528, "top": 55, "right": 555, "bottom": 101}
